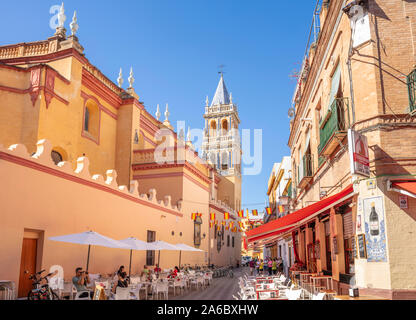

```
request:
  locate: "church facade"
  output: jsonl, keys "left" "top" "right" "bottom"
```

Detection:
{"left": 0, "top": 7, "right": 242, "bottom": 298}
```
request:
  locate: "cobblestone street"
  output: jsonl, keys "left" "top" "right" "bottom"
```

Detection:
{"left": 172, "top": 267, "right": 247, "bottom": 301}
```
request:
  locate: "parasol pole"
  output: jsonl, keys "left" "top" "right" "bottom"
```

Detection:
{"left": 86, "top": 244, "right": 91, "bottom": 272}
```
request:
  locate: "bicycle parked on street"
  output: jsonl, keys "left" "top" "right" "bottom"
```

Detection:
{"left": 26, "top": 270, "right": 60, "bottom": 300}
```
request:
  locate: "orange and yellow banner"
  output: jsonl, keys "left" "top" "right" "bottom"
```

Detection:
{"left": 191, "top": 213, "right": 197, "bottom": 220}
{"left": 221, "top": 221, "right": 226, "bottom": 226}
{"left": 226, "top": 226, "right": 229, "bottom": 231}
{"left": 278, "top": 205, "right": 284, "bottom": 213}
{"left": 210, "top": 213, "right": 216, "bottom": 221}
{"left": 266, "top": 207, "right": 272, "bottom": 215}
{"left": 224, "top": 212, "right": 230, "bottom": 220}
{"left": 252, "top": 209, "right": 258, "bottom": 216}
{"left": 210, "top": 222, "right": 214, "bottom": 228}
{"left": 238, "top": 210, "right": 244, "bottom": 218}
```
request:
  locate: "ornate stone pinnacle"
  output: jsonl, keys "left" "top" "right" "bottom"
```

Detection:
{"left": 155, "top": 104, "right": 161, "bottom": 121}
{"left": 70, "top": 11, "right": 79, "bottom": 36}
{"left": 187, "top": 127, "right": 191, "bottom": 142}
{"left": 128, "top": 67, "right": 135, "bottom": 88}
{"left": 164, "top": 103, "right": 170, "bottom": 122}
{"left": 58, "top": 3, "right": 66, "bottom": 28}
{"left": 117, "top": 68, "right": 123, "bottom": 88}
{"left": 230, "top": 92, "right": 233, "bottom": 104}
{"left": 206, "top": 96, "right": 209, "bottom": 107}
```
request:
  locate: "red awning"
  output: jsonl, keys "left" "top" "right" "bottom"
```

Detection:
{"left": 390, "top": 180, "right": 416, "bottom": 198}
{"left": 246, "top": 184, "right": 354, "bottom": 243}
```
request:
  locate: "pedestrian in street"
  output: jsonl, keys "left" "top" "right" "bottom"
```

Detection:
{"left": 259, "top": 260, "right": 264, "bottom": 275}
{"left": 256, "top": 259, "right": 260, "bottom": 276}
{"left": 272, "top": 259, "right": 277, "bottom": 275}
{"left": 268, "top": 259, "right": 273, "bottom": 276}
{"left": 249, "top": 259, "right": 255, "bottom": 276}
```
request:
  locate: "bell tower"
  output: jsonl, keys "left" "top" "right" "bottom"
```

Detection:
{"left": 201, "top": 74, "right": 242, "bottom": 210}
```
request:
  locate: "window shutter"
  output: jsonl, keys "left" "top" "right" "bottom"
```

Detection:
{"left": 324, "top": 221, "right": 330, "bottom": 235}
{"left": 329, "top": 64, "right": 341, "bottom": 105}
{"left": 343, "top": 212, "right": 353, "bottom": 239}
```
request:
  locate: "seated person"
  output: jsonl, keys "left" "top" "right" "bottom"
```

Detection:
{"left": 141, "top": 265, "right": 150, "bottom": 277}
{"left": 154, "top": 264, "right": 161, "bottom": 274}
{"left": 72, "top": 267, "right": 92, "bottom": 298}
{"left": 168, "top": 266, "right": 180, "bottom": 279}
{"left": 112, "top": 271, "right": 129, "bottom": 294}
{"left": 117, "top": 265, "right": 125, "bottom": 276}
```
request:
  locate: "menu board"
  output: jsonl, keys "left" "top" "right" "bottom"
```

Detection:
{"left": 357, "top": 234, "right": 367, "bottom": 259}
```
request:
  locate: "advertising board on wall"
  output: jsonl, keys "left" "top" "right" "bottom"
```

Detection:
{"left": 348, "top": 129, "right": 370, "bottom": 177}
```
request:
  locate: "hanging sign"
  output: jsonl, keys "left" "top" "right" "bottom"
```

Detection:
{"left": 348, "top": 129, "right": 370, "bottom": 177}
{"left": 399, "top": 195, "right": 408, "bottom": 209}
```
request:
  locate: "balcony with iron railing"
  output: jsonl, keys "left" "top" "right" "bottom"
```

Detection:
{"left": 298, "top": 154, "right": 314, "bottom": 190}
{"left": 318, "top": 97, "right": 350, "bottom": 157}
{"left": 407, "top": 68, "right": 416, "bottom": 114}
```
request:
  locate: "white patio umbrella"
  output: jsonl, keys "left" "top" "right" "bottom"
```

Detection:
{"left": 49, "top": 231, "right": 130, "bottom": 272}
{"left": 175, "top": 243, "right": 203, "bottom": 268}
{"left": 148, "top": 241, "right": 180, "bottom": 273}
{"left": 118, "top": 237, "right": 158, "bottom": 280}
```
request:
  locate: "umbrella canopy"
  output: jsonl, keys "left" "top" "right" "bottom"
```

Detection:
{"left": 49, "top": 231, "right": 130, "bottom": 249}
{"left": 148, "top": 241, "right": 179, "bottom": 273}
{"left": 175, "top": 243, "right": 203, "bottom": 268}
{"left": 49, "top": 231, "right": 129, "bottom": 271}
{"left": 119, "top": 237, "right": 157, "bottom": 250}
{"left": 119, "top": 237, "right": 158, "bottom": 279}
{"left": 149, "top": 240, "right": 180, "bottom": 251}
{"left": 175, "top": 243, "right": 204, "bottom": 252}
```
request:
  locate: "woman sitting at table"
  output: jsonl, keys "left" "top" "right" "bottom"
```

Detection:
{"left": 168, "top": 266, "right": 180, "bottom": 279}
{"left": 112, "top": 271, "right": 129, "bottom": 294}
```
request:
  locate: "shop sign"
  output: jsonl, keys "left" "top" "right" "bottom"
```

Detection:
{"left": 399, "top": 195, "right": 408, "bottom": 209}
{"left": 348, "top": 129, "right": 370, "bottom": 177}
{"left": 363, "top": 196, "right": 387, "bottom": 262}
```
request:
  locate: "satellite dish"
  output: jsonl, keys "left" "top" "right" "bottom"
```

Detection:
{"left": 288, "top": 107, "right": 295, "bottom": 119}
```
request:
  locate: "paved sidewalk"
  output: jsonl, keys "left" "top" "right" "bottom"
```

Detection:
{"left": 172, "top": 267, "right": 248, "bottom": 300}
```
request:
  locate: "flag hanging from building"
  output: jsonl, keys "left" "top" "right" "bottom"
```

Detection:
{"left": 210, "top": 213, "right": 216, "bottom": 221}
{"left": 191, "top": 213, "right": 197, "bottom": 220}
{"left": 226, "top": 226, "right": 229, "bottom": 231}
{"left": 238, "top": 210, "right": 244, "bottom": 218}
{"left": 215, "top": 220, "right": 218, "bottom": 225}
{"left": 210, "top": 222, "right": 214, "bottom": 229}
{"left": 252, "top": 209, "right": 258, "bottom": 216}
{"left": 221, "top": 221, "right": 226, "bottom": 226}
{"left": 266, "top": 207, "right": 272, "bottom": 215}
{"left": 224, "top": 212, "right": 230, "bottom": 220}
{"left": 278, "top": 205, "right": 284, "bottom": 213}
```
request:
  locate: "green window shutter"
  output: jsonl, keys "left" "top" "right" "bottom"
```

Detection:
{"left": 329, "top": 64, "right": 341, "bottom": 106}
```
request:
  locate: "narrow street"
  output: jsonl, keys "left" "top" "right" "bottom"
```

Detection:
{"left": 172, "top": 267, "right": 248, "bottom": 301}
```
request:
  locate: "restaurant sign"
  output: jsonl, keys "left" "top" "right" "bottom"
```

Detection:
{"left": 363, "top": 196, "right": 387, "bottom": 262}
{"left": 348, "top": 129, "right": 370, "bottom": 177}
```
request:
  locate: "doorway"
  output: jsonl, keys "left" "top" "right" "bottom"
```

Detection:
{"left": 18, "top": 238, "right": 37, "bottom": 298}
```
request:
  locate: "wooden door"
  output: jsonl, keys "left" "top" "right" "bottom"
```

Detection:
{"left": 18, "top": 238, "right": 37, "bottom": 298}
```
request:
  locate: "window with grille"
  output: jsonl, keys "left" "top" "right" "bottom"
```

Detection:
{"left": 146, "top": 230, "right": 156, "bottom": 266}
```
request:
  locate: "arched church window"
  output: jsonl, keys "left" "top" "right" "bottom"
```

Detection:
{"left": 221, "top": 151, "right": 228, "bottom": 170}
{"left": 210, "top": 120, "right": 217, "bottom": 137}
{"left": 83, "top": 99, "right": 100, "bottom": 143}
{"left": 84, "top": 107, "right": 90, "bottom": 132}
{"left": 194, "top": 216, "right": 202, "bottom": 248}
{"left": 221, "top": 119, "right": 228, "bottom": 135}
{"left": 51, "top": 150, "right": 63, "bottom": 165}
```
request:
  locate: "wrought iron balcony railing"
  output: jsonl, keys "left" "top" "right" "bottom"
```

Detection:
{"left": 407, "top": 69, "right": 416, "bottom": 113}
{"left": 318, "top": 97, "right": 350, "bottom": 156}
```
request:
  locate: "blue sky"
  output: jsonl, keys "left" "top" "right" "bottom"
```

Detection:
{"left": 0, "top": 1, "right": 316, "bottom": 211}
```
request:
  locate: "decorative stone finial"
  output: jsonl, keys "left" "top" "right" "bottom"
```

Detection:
{"left": 155, "top": 104, "right": 161, "bottom": 121}
{"left": 187, "top": 127, "right": 191, "bottom": 142}
{"left": 128, "top": 67, "right": 135, "bottom": 88}
{"left": 58, "top": 3, "right": 66, "bottom": 28}
{"left": 70, "top": 11, "right": 79, "bottom": 36}
{"left": 164, "top": 103, "right": 170, "bottom": 122}
{"left": 230, "top": 92, "right": 233, "bottom": 104}
{"left": 206, "top": 96, "right": 209, "bottom": 107}
{"left": 117, "top": 68, "right": 123, "bottom": 88}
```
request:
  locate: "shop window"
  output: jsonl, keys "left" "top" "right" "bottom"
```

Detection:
{"left": 343, "top": 211, "right": 355, "bottom": 275}
{"left": 227, "top": 235, "right": 230, "bottom": 247}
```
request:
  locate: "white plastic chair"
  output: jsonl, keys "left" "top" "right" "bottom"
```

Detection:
{"left": 113, "top": 287, "right": 130, "bottom": 300}
{"left": 286, "top": 289, "right": 302, "bottom": 300}
{"left": 154, "top": 281, "right": 169, "bottom": 300}
{"left": 130, "top": 283, "right": 142, "bottom": 300}
{"left": 312, "top": 292, "right": 326, "bottom": 300}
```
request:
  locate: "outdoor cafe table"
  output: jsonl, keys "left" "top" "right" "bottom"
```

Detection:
{"left": 334, "top": 295, "right": 389, "bottom": 300}
{"left": 256, "top": 289, "right": 279, "bottom": 300}
{"left": 299, "top": 273, "right": 317, "bottom": 287}
{"left": 311, "top": 275, "right": 333, "bottom": 293}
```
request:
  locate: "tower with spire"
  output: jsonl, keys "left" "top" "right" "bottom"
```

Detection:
{"left": 201, "top": 74, "right": 242, "bottom": 210}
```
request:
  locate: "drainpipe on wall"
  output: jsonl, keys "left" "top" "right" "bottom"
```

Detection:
{"left": 346, "top": 14, "right": 357, "bottom": 125}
